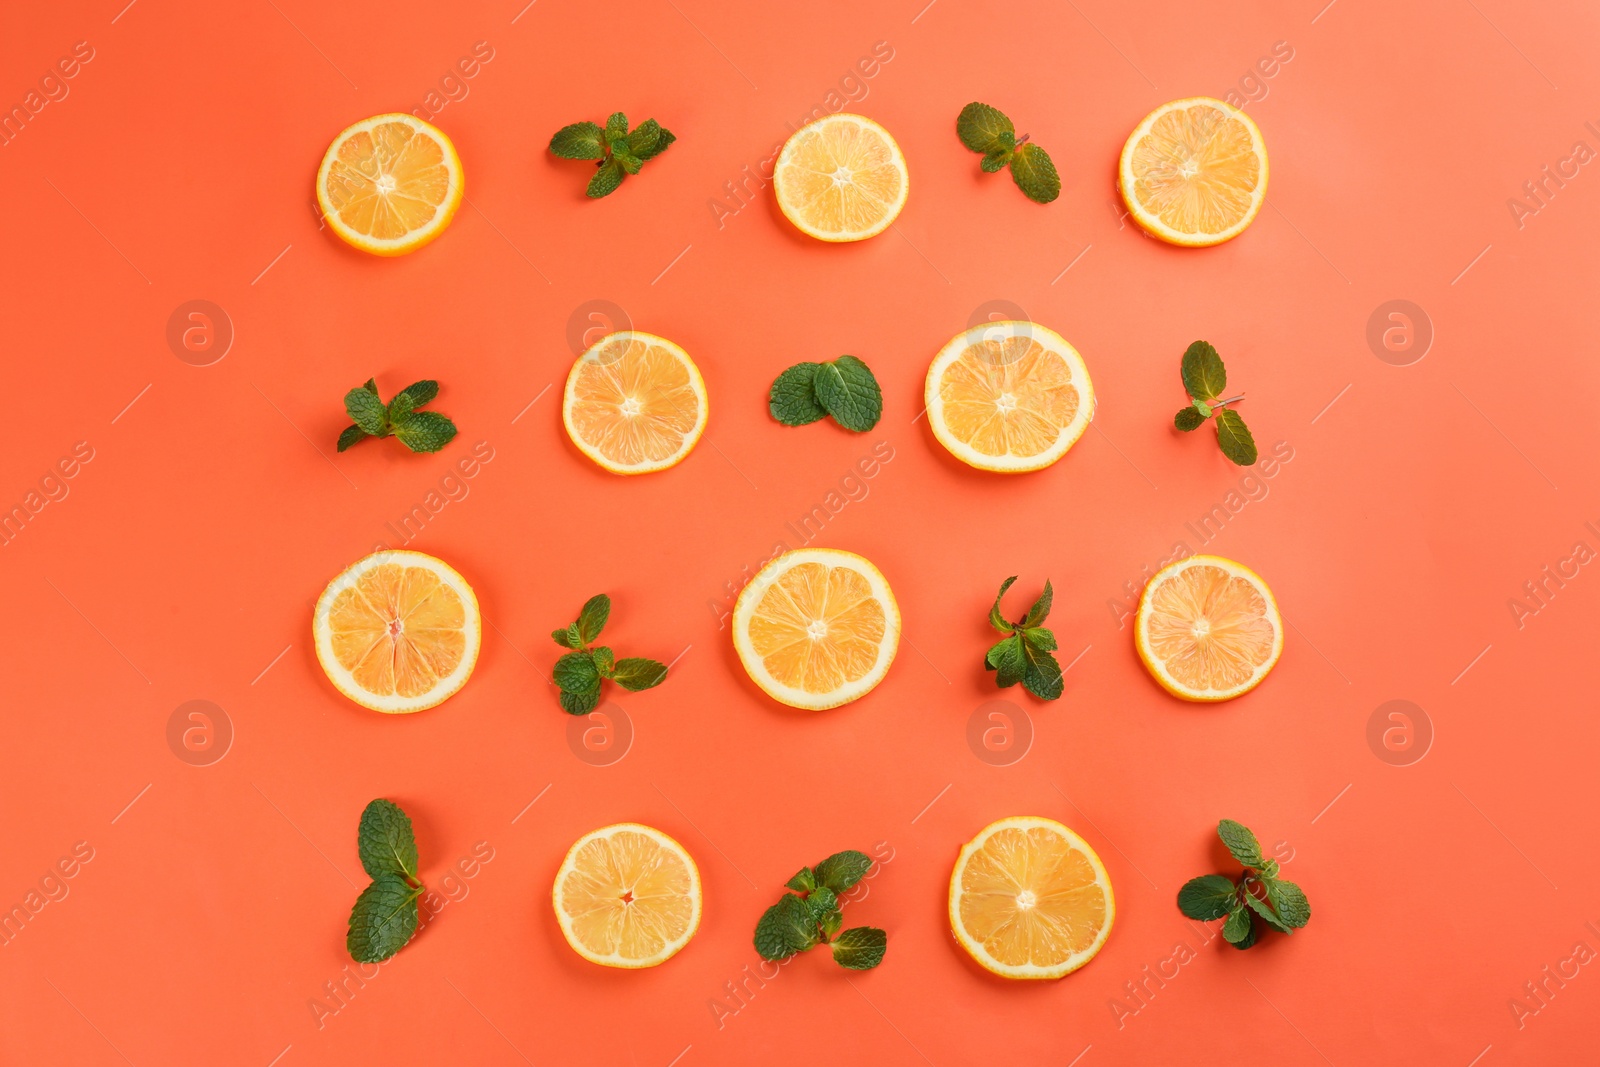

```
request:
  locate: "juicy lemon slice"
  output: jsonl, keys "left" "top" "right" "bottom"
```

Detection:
{"left": 563, "top": 331, "right": 708, "bottom": 474}
{"left": 949, "top": 816, "right": 1115, "bottom": 979}
{"left": 312, "top": 550, "right": 480, "bottom": 713}
{"left": 925, "top": 321, "right": 1094, "bottom": 472}
{"left": 552, "top": 823, "right": 702, "bottom": 968}
{"left": 1118, "top": 97, "right": 1267, "bottom": 246}
{"left": 316, "top": 113, "right": 463, "bottom": 256}
{"left": 733, "top": 548, "right": 900, "bottom": 710}
{"left": 774, "top": 113, "right": 909, "bottom": 242}
{"left": 1135, "top": 554, "right": 1283, "bottom": 701}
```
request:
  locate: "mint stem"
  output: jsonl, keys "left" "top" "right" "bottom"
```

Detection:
{"left": 1014, "top": 133, "right": 1031, "bottom": 148}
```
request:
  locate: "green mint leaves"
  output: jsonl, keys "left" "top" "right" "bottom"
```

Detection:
{"left": 755, "top": 850, "right": 886, "bottom": 970}
{"left": 1176, "top": 820, "right": 1310, "bottom": 950}
{"left": 956, "top": 102, "right": 1060, "bottom": 204}
{"left": 984, "top": 576, "right": 1064, "bottom": 700}
{"left": 550, "top": 594, "right": 667, "bottom": 714}
{"left": 549, "top": 112, "right": 675, "bottom": 199}
{"left": 768, "top": 356, "right": 882, "bottom": 431}
{"left": 1174, "top": 341, "right": 1257, "bottom": 466}
{"left": 338, "top": 378, "right": 458, "bottom": 454}
{"left": 347, "top": 799, "right": 425, "bottom": 963}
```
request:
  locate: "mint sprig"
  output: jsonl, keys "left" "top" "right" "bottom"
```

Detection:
{"left": 347, "top": 799, "right": 425, "bottom": 963}
{"left": 337, "top": 378, "right": 458, "bottom": 454}
{"left": 1176, "top": 820, "right": 1310, "bottom": 950}
{"left": 956, "top": 102, "right": 1060, "bottom": 204}
{"left": 983, "top": 576, "right": 1064, "bottom": 700}
{"left": 768, "top": 355, "right": 882, "bottom": 431}
{"left": 550, "top": 594, "right": 668, "bottom": 714}
{"left": 549, "top": 112, "right": 675, "bottom": 199}
{"left": 754, "top": 850, "right": 886, "bottom": 970}
{"left": 1173, "top": 341, "right": 1257, "bottom": 466}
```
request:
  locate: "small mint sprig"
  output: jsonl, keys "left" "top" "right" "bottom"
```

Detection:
{"left": 754, "top": 850, "right": 886, "bottom": 970}
{"left": 956, "top": 102, "right": 1060, "bottom": 204}
{"left": 1176, "top": 820, "right": 1310, "bottom": 950}
{"left": 338, "top": 378, "right": 458, "bottom": 454}
{"left": 549, "top": 112, "right": 676, "bottom": 198}
{"left": 984, "top": 577, "right": 1064, "bottom": 700}
{"left": 550, "top": 594, "right": 668, "bottom": 714}
{"left": 347, "top": 799, "right": 425, "bottom": 963}
{"left": 768, "top": 355, "right": 882, "bottom": 431}
{"left": 1173, "top": 341, "right": 1257, "bottom": 466}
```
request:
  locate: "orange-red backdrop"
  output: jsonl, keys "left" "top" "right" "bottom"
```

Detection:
{"left": 2, "top": 1, "right": 1597, "bottom": 1063}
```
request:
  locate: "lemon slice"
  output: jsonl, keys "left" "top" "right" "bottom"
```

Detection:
{"left": 553, "top": 823, "right": 702, "bottom": 968}
{"left": 563, "top": 331, "right": 708, "bottom": 474}
{"left": 949, "top": 816, "right": 1115, "bottom": 979}
{"left": 316, "top": 113, "right": 464, "bottom": 256}
{"left": 733, "top": 548, "right": 899, "bottom": 710}
{"left": 774, "top": 113, "right": 909, "bottom": 241}
{"left": 312, "top": 550, "right": 480, "bottom": 713}
{"left": 1135, "top": 555, "right": 1283, "bottom": 701}
{"left": 1118, "top": 97, "right": 1267, "bottom": 246}
{"left": 925, "top": 321, "right": 1094, "bottom": 472}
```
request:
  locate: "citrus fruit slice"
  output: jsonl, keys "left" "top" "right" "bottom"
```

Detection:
{"left": 925, "top": 321, "right": 1095, "bottom": 472}
{"left": 774, "top": 113, "right": 909, "bottom": 242}
{"left": 733, "top": 548, "right": 899, "bottom": 710}
{"left": 316, "top": 114, "right": 463, "bottom": 256}
{"left": 312, "top": 550, "right": 480, "bottom": 713}
{"left": 1135, "top": 555, "right": 1283, "bottom": 701}
{"left": 949, "top": 816, "right": 1115, "bottom": 979}
{"left": 563, "top": 331, "right": 709, "bottom": 475}
{"left": 552, "top": 823, "right": 702, "bottom": 968}
{"left": 1118, "top": 97, "right": 1267, "bottom": 247}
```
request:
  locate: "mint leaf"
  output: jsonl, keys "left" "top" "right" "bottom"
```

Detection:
{"left": 591, "top": 646, "right": 615, "bottom": 678}
{"left": 633, "top": 123, "right": 675, "bottom": 162}
{"left": 820, "top": 908, "right": 843, "bottom": 938}
{"left": 769, "top": 363, "right": 829, "bottom": 426}
{"left": 1244, "top": 890, "right": 1294, "bottom": 934}
{"left": 347, "top": 873, "right": 422, "bottom": 963}
{"left": 985, "top": 634, "right": 1026, "bottom": 688}
{"left": 1214, "top": 408, "right": 1258, "bottom": 466}
{"left": 804, "top": 886, "right": 838, "bottom": 923}
{"left": 1194, "top": 400, "right": 1213, "bottom": 417}
{"left": 754, "top": 893, "right": 817, "bottom": 960}
{"left": 551, "top": 628, "right": 577, "bottom": 649}
{"left": 989, "top": 576, "right": 1019, "bottom": 632}
{"left": 345, "top": 387, "right": 388, "bottom": 435}
{"left": 1174, "top": 406, "right": 1206, "bottom": 432}
{"left": 336, "top": 425, "right": 369, "bottom": 452}
{"left": 815, "top": 850, "right": 872, "bottom": 893}
{"left": 1217, "top": 820, "right": 1265, "bottom": 869}
{"left": 1021, "top": 581, "right": 1053, "bottom": 628}
{"left": 1021, "top": 627, "right": 1056, "bottom": 652}
{"left": 553, "top": 651, "right": 600, "bottom": 694}
{"left": 831, "top": 927, "right": 887, "bottom": 970}
{"left": 357, "top": 799, "right": 418, "bottom": 881}
{"left": 956, "top": 102, "right": 1014, "bottom": 153}
{"left": 1266, "top": 880, "right": 1311, "bottom": 928}
{"left": 980, "top": 149, "right": 1010, "bottom": 173}
{"left": 1009, "top": 143, "right": 1060, "bottom": 204}
{"left": 604, "top": 112, "right": 628, "bottom": 139}
{"left": 785, "top": 867, "right": 816, "bottom": 893}
{"left": 576, "top": 594, "right": 610, "bottom": 644}
{"left": 387, "top": 392, "right": 416, "bottom": 423}
{"left": 812, "top": 356, "right": 882, "bottom": 432}
{"left": 613, "top": 150, "right": 642, "bottom": 175}
{"left": 587, "top": 160, "right": 623, "bottom": 199}
{"left": 362, "top": 378, "right": 379, "bottom": 396}
{"left": 559, "top": 688, "right": 600, "bottom": 715}
{"left": 612, "top": 658, "right": 667, "bottom": 692}
{"left": 1177, "top": 874, "right": 1236, "bottom": 921}
{"left": 392, "top": 411, "right": 458, "bottom": 453}
{"left": 1220, "top": 904, "right": 1253, "bottom": 945}
{"left": 1018, "top": 636, "right": 1063, "bottom": 700}
{"left": 397, "top": 380, "right": 439, "bottom": 407}
{"left": 1181, "top": 341, "right": 1226, "bottom": 402}
{"left": 550, "top": 121, "right": 605, "bottom": 160}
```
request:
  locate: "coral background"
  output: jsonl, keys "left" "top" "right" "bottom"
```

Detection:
{"left": 1, "top": 0, "right": 1596, "bottom": 1063}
